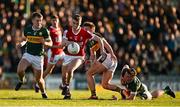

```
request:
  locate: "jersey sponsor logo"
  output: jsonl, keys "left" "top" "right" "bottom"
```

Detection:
{"left": 80, "top": 36, "right": 83, "bottom": 41}
{"left": 27, "top": 36, "right": 43, "bottom": 43}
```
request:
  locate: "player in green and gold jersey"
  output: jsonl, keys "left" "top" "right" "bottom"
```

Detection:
{"left": 15, "top": 12, "right": 52, "bottom": 99}
{"left": 120, "top": 65, "right": 176, "bottom": 100}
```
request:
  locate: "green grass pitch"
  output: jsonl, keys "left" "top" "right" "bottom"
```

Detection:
{"left": 0, "top": 89, "right": 179, "bottom": 106}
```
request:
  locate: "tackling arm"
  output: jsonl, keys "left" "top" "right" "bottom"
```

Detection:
{"left": 103, "top": 39, "right": 117, "bottom": 60}
{"left": 92, "top": 35, "right": 105, "bottom": 54}
{"left": 16, "top": 35, "right": 27, "bottom": 49}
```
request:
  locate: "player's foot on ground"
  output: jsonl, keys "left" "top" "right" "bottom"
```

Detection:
{"left": 63, "top": 91, "right": 71, "bottom": 100}
{"left": 63, "top": 87, "right": 71, "bottom": 100}
{"left": 42, "top": 93, "right": 48, "bottom": 99}
{"left": 164, "top": 86, "right": 176, "bottom": 98}
{"left": 15, "top": 78, "right": 26, "bottom": 91}
{"left": 59, "top": 84, "right": 67, "bottom": 95}
{"left": 88, "top": 95, "right": 98, "bottom": 100}
{"left": 63, "top": 94, "right": 71, "bottom": 99}
{"left": 15, "top": 82, "right": 23, "bottom": 91}
{"left": 34, "top": 83, "right": 40, "bottom": 93}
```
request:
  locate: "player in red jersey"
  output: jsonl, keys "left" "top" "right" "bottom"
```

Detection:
{"left": 34, "top": 15, "right": 65, "bottom": 92}
{"left": 44, "top": 15, "right": 64, "bottom": 79}
{"left": 59, "top": 14, "right": 105, "bottom": 99}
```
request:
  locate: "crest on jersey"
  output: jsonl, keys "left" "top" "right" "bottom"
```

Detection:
{"left": 39, "top": 32, "right": 42, "bottom": 35}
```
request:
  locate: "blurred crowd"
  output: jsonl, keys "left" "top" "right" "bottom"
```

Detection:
{"left": 0, "top": 0, "right": 180, "bottom": 79}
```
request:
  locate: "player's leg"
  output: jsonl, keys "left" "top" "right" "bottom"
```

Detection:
{"left": 151, "top": 90, "right": 164, "bottom": 98}
{"left": 140, "top": 84, "right": 152, "bottom": 100}
{"left": 151, "top": 86, "right": 175, "bottom": 98}
{"left": 15, "top": 55, "right": 31, "bottom": 91}
{"left": 33, "top": 68, "right": 47, "bottom": 98}
{"left": 43, "top": 63, "right": 55, "bottom": 79}
{"left": 99, "top": 55, "right": 120, "bottom": 92}
{"left": 32, "top": 55, "right": 47, "bottom": 98}
{"left": 34, "top": 63, "right": 55, "bottom": 93}
{"left": 60, "top": 64, "right": 68, "bottom": 95}
{"left": 63, "top": 58, "right": 83, "bottom": 99}
{"left": 86, "top": 61, "right": 105, "bottom": 99}
{"left": 101, "top": 70, "right": 121, "bottom": 92}
{"left": 66, "top": 58, "right": 83, "bottom": 84}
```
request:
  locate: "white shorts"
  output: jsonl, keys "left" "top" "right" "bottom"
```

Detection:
{"left": 141, "top": 84, "right": 152, "bottom": 100}
{"left": 47, "top": 49, "right": 65, "bottom": 64}
{"left": 22, "top": 53, "right": 43, "bottom": 71}
{"left": 97, "top": 53, "right": 117, "bottom": 73}
{"left": 62, "top": 54, "right": 85, "bottom": 66}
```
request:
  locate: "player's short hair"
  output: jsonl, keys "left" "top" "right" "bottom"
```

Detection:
{"left": 83, "top": 22, "right": 96, "bottom": 29}
{"left": 121, "top": 67, "right": 137, "bottom": 77}
{"left": 72, "top": 14, "right": 82, "bottom": 22}
{"left": 121, "top": 68, "right": 129, "bottom": 77}
{"left": 31, "top": 12, "right": 43, "bottom": 19}
{"left": 128, "top": 68, "right": 137, "bottom": 76}
{"left": 51, "top": 14, "right": 59, "bottom": 19}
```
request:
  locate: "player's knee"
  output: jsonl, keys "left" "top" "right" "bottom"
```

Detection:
{"left": 86, "top": 69, "right": 94, "bottom": 76}
{"left": 66, "top": 67, "right": 73, "bottom": 72}
{"left": 36, "top": 78, "right": 44, "bottom": 83}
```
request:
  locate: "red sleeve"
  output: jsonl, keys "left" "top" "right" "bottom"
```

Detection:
{"left": 85, "top": 30, "right": 94, "bottom": 39}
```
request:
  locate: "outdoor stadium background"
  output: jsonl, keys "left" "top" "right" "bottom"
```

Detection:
{"left": 0, "top": 0, "right": 179, "bottom": 90}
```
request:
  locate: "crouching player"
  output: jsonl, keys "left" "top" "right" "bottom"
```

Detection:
{"left": 120, "top": 65, "right": 176, "bottom": 100}
{"left": 84, "top": 22, "right": 121, "bottom": 99}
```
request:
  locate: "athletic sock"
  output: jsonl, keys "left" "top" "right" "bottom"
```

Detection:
{"left": 19, "top": 76, "right": 25, "bottom": 83}
{"left": 91, "top": 90, "right": 96, "bottom": 96}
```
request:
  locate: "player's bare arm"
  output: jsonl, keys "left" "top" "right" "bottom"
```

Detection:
{"left": 126, "top": 93, "right": 136, "bottom": 100}
{"left": 89, "top": 48, "right": 96, "bottom": 61}
{"left": 38, "top": 37, "right": 52, "bottom": 47}
{"left": 16, "top": 35, "right": 27, "bottom": 49}
{"left": 50, "top": 38, "right": 74, "bottom": 48}
{"left": 103, "top": 39, "right": 117, "bottom": 60}
{"left": 92, "top": 35, "right": 105, "bottom": 54}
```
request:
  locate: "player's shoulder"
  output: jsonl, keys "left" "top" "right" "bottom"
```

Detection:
{"left": 23, "top": 25, "right": 32, "bottom": 34}
{"left": 81, "top": 27, "right": 90, "bottom": 34}
{"left": 41, "top": 26, "right": 48, "bottom": 30}
{"left": 48, "top": 26, "right": 53, "bottom": 30}
{"left": 39, "top": 26, "right": 49, "bottom": 33}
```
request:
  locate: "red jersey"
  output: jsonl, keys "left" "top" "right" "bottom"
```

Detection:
{"left": 63, "top": 27, "right": 93, "bottom": 56}
{"left": 49, "top": 26, "right": 63, "bottom": 55}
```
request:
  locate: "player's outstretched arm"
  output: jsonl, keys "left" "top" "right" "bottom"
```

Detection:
{"left": 16, "top": 35, "right": 27, "bottom": 49}
{"left": 43, "top": 39, "right": 53, "bottom": 47}
{"left": 92, "top": 35, "right": 105, "bottom": 54}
